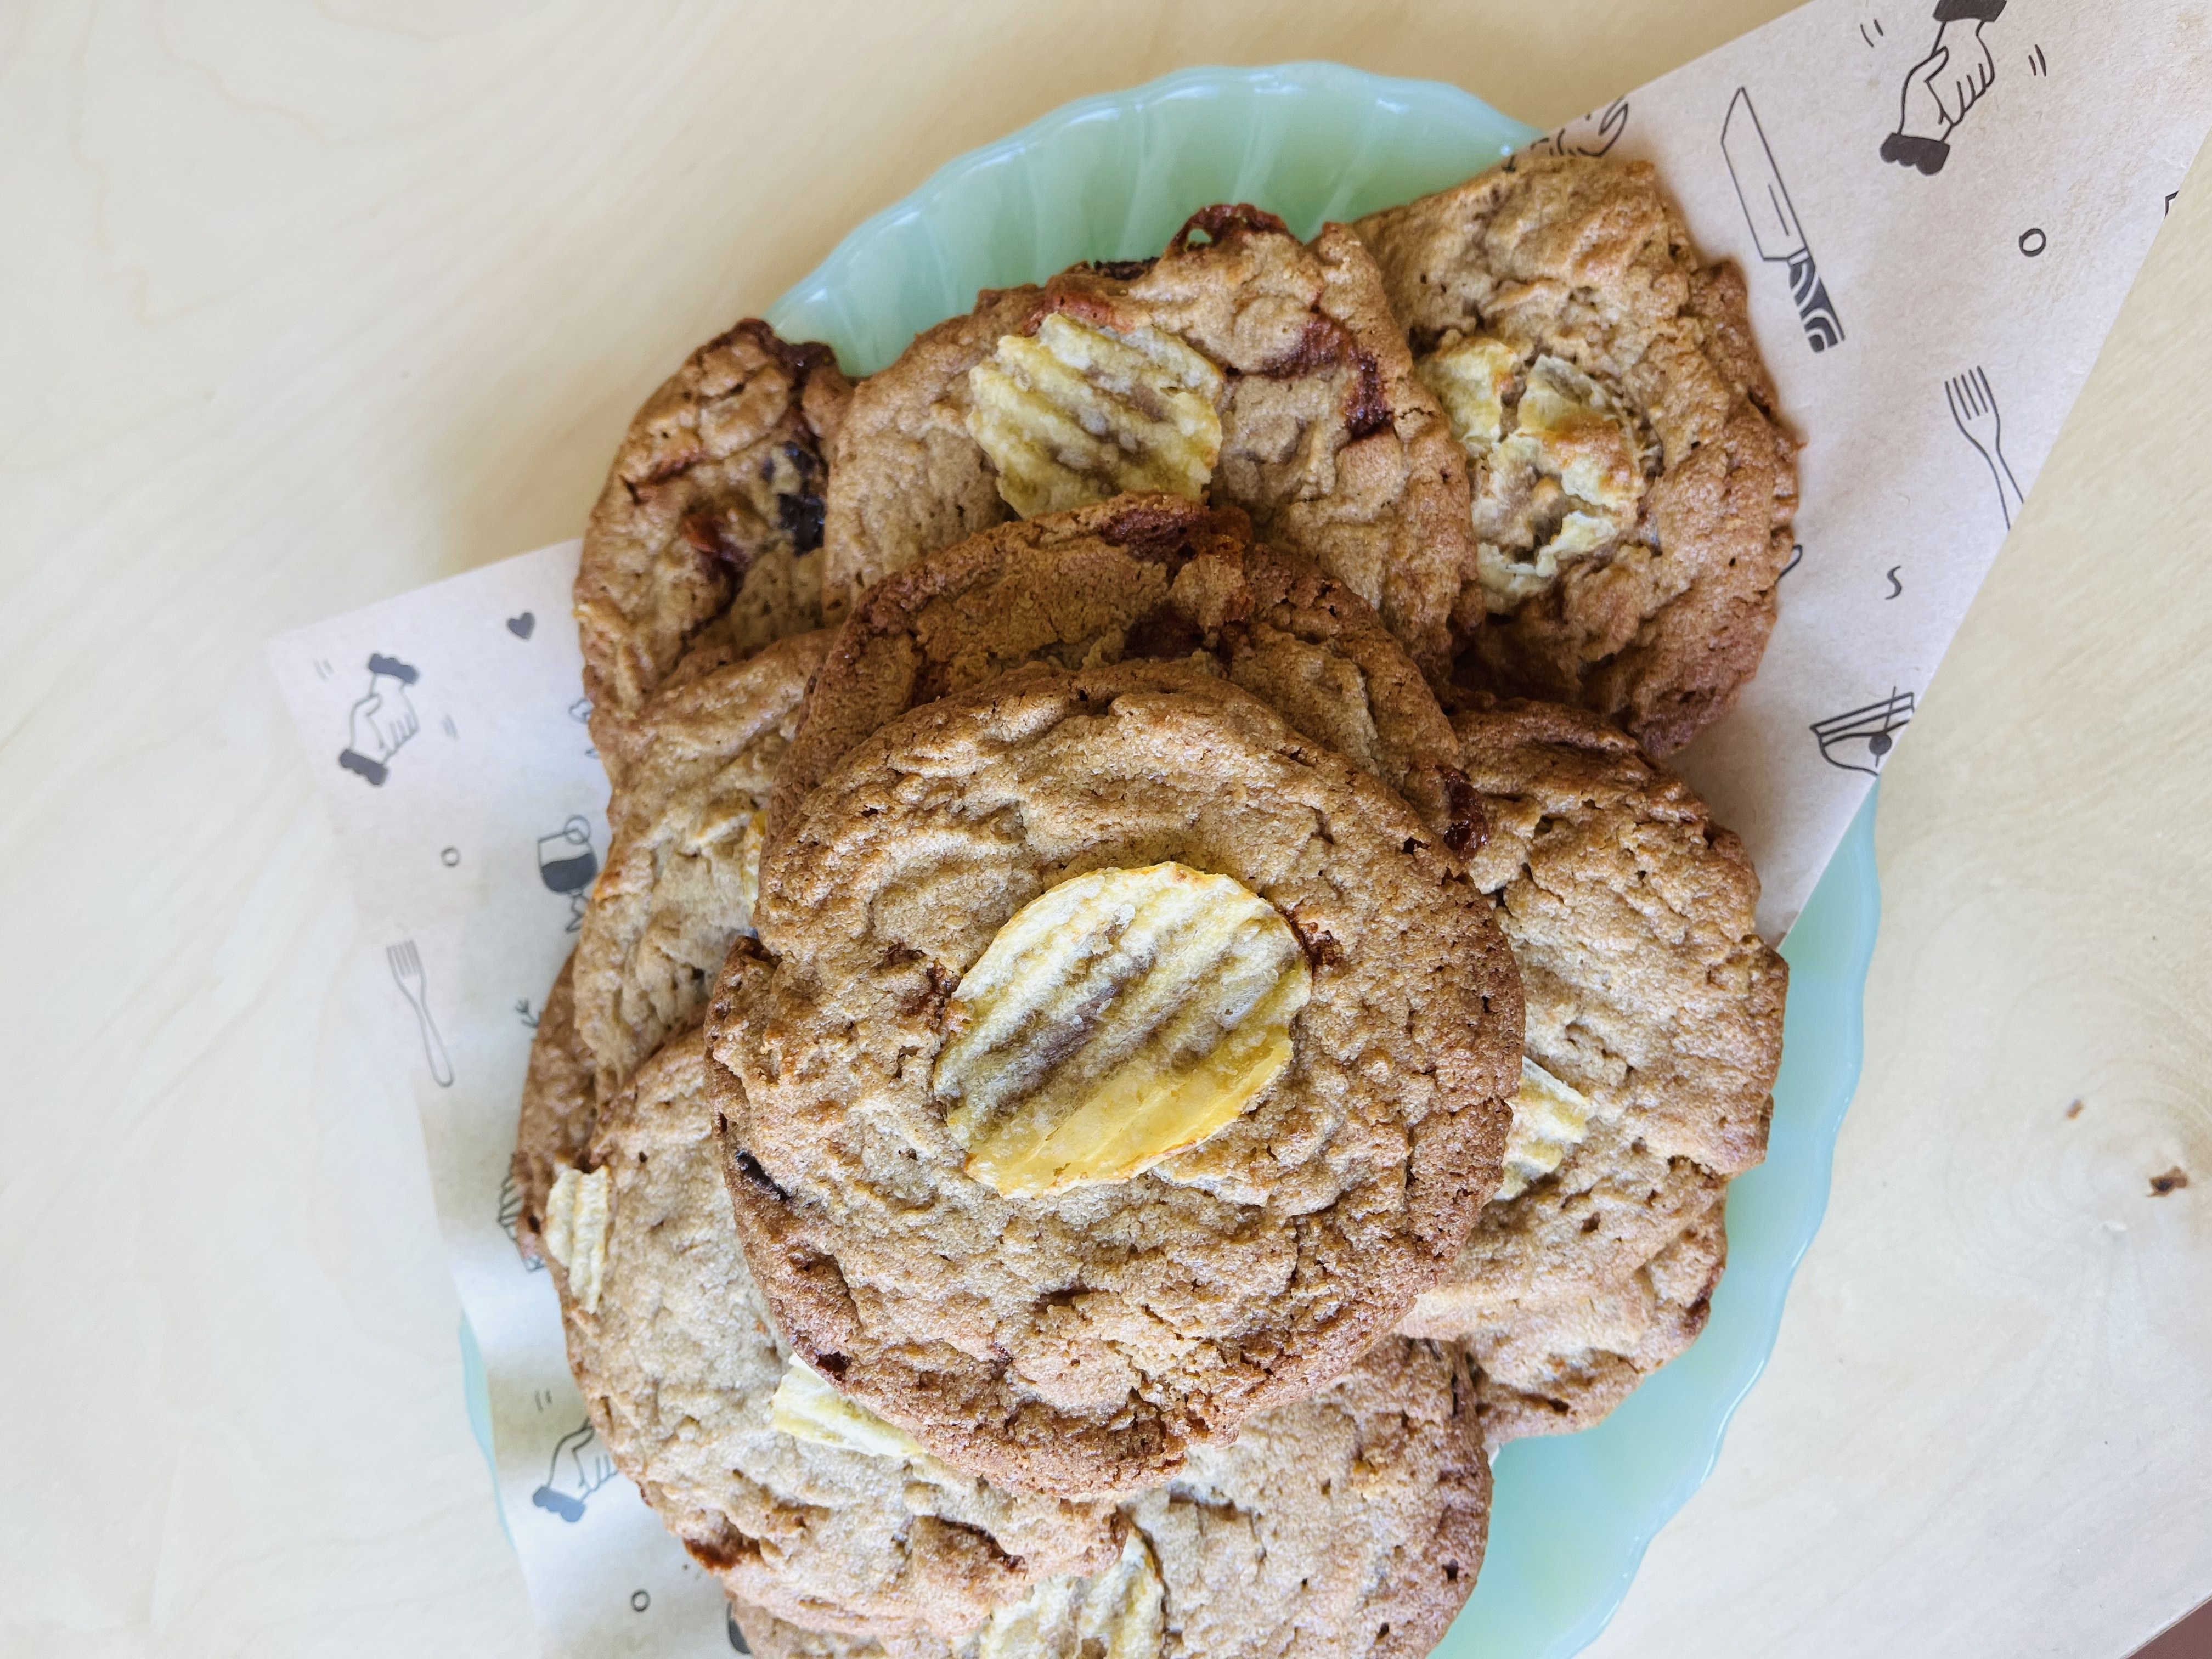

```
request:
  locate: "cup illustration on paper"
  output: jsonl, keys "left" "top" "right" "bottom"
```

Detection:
{"left": 532, "top": 1418, "right": 617, "bottom": 1522}
{"left": 1811, "top": 690, "right": 1917, "bottom": 776}
{"left": 337, "top": 653, "right": 422, "bottom": 786}
{"left": 1946, "top": 365, "right": 2025, "bottom": 528}
{"left": 386, "top": 938, "right": 454, "bottom": 1087}
{"left": 1882, "top": 0, "right": 2007, "bottom": 176}
{"left": 1722, "top": 88, "right": 1846, "bottom": 353}
{"left": 537, "top": 816, "right": 599, "bottom": 933}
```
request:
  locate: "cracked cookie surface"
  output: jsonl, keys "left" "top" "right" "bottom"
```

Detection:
{"left": 511, "top": 951, "right": 597, "bottom": 1259}
{"left": 1353, "top": 155, "right": 1798, "bottom": 754}
{"left": 709, "top": 663, "right": 1520, "bottom": 1493}
{"left": 821, "top": 207, "right": 1474, "bottom": 678}
{"left": 526, "top": 1015, "right": 1120, "bottom": 1639}
{"left": 1396, "top": 700, "right": 1786, "bottom": 1438}
{"left": 575, "top": 319, "right": 850, "bottom": 770}
{"left": 767, "top": 494, "right": 1471, "bottom": 850}
{"left": 573, "top": 628, "right": 830, "bottom": 1099}
{"left": 735, "top": 1335, "right": 1492, "bottom": 1659}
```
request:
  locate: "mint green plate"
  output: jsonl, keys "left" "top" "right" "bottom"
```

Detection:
{"left": 485, "top": 63, "right": 1886, "bottom": 1659}
{"left": 758, "top": 64, "right": 1884, "bottom": 1652}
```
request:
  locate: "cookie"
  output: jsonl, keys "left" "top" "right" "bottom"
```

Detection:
{"left": 767, "top": 494, "right": 1474, "bottom": 851}
{"left": 1352, "top": 155, "right": 1799, "bottom": 754}
{"left": 510, "top": 951, "right": 596, "bottom": 1259}
{"left": 819, "top": 285, "right": 1048, "bottom": 623}
{"left": 573, "top": 628, "right": 830, "bottom": 1099}
{"left": 821, "top": 206, "right": 1475, "bottom": 677}
{"left": 1440, "top": 1177, "right": 1729, "bottom": 1443}
{"left": 708, "top": 662, "right": 1521, "bottom": 1493}
{"left": 530, "top": 1017, "right": 1121, "bottom": 1639}
{"left": 1395, "top": 699, "right": 1785, "bottom": 1437}
{"left": 734, "top": 1335, "right": 1492, "bottom": 1659}
{"left": 730, "top": 1604, "right": 929, "bottom": 1659}
{"left": 575, "top": 319, "right": 850, "bottom": 766}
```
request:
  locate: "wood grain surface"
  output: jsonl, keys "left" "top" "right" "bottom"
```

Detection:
{"left": 2, "top": 3, "right": 2207, "bottom": 1655}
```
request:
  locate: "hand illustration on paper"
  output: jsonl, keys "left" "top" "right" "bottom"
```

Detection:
{"left": 532, "top": 1419, "right": 616, "bottom": 1522}
{"left": 387, "top": 938, "right": 454, "bottom": 1087}
{"left": 1528, "top": 97, "right": 1630, "bottom": 161}
{"left": 1882, "top": 0, "right": 2006, "bottom": 176}
{"left": 1946, "top": 366, "right": 2025, "bottom": 527}
{"left": 337, "top": 653, "right": 421, "bottom": 786}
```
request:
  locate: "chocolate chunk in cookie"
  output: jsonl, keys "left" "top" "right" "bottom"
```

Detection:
{"left": 709, "top": 663, "right": 1521, "bottom": 1493}
{"left": 573, "top": 628, "right": 830, "bottom": 1100}
{"left": 1354, "top": 155, "right": 1799, "bottom": 754}
{"left": 531, "top": 1019, "right": 1120, "bottom": 1639}
{"left": 1397, "top": 699, "right": 1786, "bottom": 1438}
{"left": 769, "top": 494, "right": 1472, "bottom": 850}
{"left": 575, "top": 319, "right": 850, "bottom": 770}
{"left": 822, "top": 207, "right": 1475, "bottom": 678}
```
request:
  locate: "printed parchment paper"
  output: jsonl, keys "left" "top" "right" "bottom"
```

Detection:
{"left": 1529, "top": 0, "right": 2212, "bottom": 935}
{"left": 269, "top": 0, "right": 2212, "bottom": 1650}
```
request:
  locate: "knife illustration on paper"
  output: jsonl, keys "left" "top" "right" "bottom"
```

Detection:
{"left": 1723, "top": 87, "right": 1846, "bottom": 352}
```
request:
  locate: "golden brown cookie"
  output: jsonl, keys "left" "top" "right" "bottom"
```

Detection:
{"left": 1396, "top": 700, "right": 1785, "bottom": 1438}
{"left": 732, "top": 1335, "right": 1492, "bottom": 1659}
{"left": 819, "top": 286, "right": 1047, "bottom": 625}
{"left": 573, "top": 628, "right": 830, "bottom": 1100}
{"left": 510, "top": 951, "right": 596, "bottom": 1260}
{"left": 1353, "top": 155, "right": 1799, "bottom": 754}
{"left": 821, "top": 207, "right": 1474, "bottom": 678}
{"left": 708, "top": 662, "right": 1521, "bottom": 1494}
{"left": 575, "top": 319, "right": 850, "bottom": 768}
{"left": 529, "top": 1019, "right": 1121, "bottom": 1639}
{"left": 768, "top": 494, "right": 1475, "bottom": 851}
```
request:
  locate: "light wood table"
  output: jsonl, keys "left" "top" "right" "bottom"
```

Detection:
{"left": 5, "top": 3, "right": 2208, "bottom": 1654}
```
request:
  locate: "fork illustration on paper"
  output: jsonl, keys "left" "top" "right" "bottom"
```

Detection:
{"left": 1946, "top": 365, "right": 2025, "bottom": 528}
{"left": 387, "top": 939, "right": 454, "bottom": 1087}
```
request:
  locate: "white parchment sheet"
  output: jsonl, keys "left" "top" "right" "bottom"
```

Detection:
{"left": 268, "top": 1, "right": 2212, "bottom": 1650}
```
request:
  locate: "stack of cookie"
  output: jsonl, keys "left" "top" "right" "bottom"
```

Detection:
{"left": 515, "top": 153, "right": 1792, "bottom": 1658}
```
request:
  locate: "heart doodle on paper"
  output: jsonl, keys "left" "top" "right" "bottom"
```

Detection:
{"left": 506, "top": 612, "right": 535, "bottom": 640}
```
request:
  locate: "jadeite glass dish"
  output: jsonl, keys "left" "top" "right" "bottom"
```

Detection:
{"left": 458, "top": 63, "right": 1882, "bottom": 1659}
